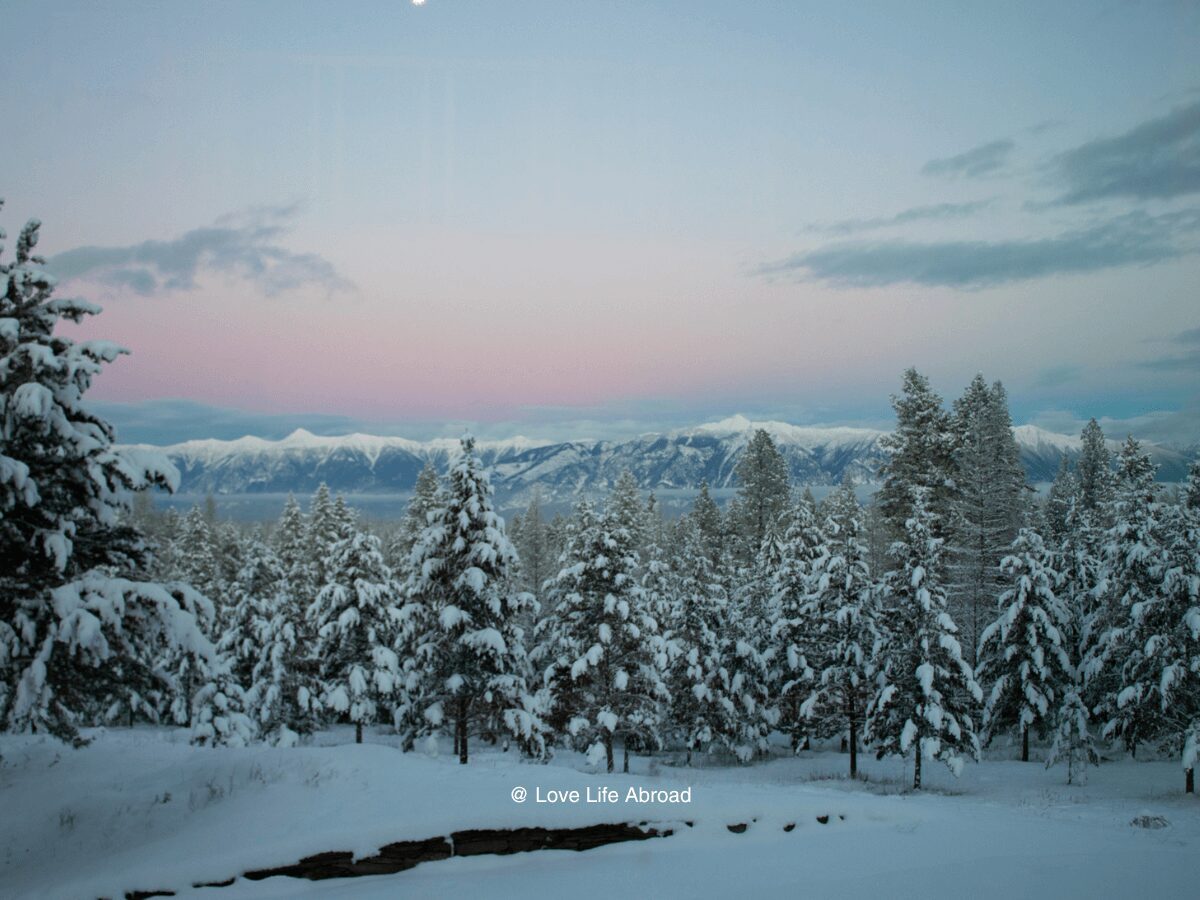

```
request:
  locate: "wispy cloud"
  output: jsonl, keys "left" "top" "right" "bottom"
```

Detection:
{"left": 807, "top": 199, "right": 994, "bottom": 235}
{"left": 1138, "top": 322, "right": 1200, "bottom": 372}
{"left": 49, "top": 203, "right": 353, "bottom": 297}
{"left": 1030, "top": 365, "right": 1081, "bottom": 389}
{"left": 1050, "top": 100, "right": 1200, "bottom": 205}
{"left": 758, "top": 208, "right": 1200, "bottom": 289}
{"left": 921, "top": 139, "right": 1015, "bottom": 178}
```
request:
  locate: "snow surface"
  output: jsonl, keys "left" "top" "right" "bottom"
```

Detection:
{"left": 1, "top": 728, "right": 1195, "bottom": 899}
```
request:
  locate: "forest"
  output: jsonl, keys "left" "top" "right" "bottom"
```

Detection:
{"left": 3, "top": 204, "right": 1198, "bottom": 796}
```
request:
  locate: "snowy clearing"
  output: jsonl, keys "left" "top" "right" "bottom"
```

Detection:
{"left": 1, "top": 728, "right": 1195, "bottom": 899}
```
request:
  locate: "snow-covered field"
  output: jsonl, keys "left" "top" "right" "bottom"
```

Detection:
{"left": 1, "top": 729, "right": 1195, "bottom": 899}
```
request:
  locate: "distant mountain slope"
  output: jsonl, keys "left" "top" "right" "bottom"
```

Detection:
{"left": 134, "top": 416, "right": 1196, "bottom": 506}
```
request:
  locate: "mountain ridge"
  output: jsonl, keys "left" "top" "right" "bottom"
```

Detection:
{"left": 130, "top": 417, "right": 1197, "bottom": 508}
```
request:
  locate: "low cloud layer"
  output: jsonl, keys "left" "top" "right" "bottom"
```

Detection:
{"left": 759, "top": 209, "right": 1200, "bottom": 288}
{"left": 1051, "top": 100, "right": 1200, "bottom": 205}
{"left": 921, "top": 139, "right": 1014, "bottom": 178}
{"left": 50, "top": 204, "right": 353, "bottom": 297}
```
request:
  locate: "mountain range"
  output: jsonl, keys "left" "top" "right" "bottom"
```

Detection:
{"left": 133, "top": 415, "right": 1198, "bottom": 513}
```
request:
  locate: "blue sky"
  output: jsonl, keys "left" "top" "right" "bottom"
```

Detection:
{"left": 2, "top": 1, "right": 1199, "bottom": 444}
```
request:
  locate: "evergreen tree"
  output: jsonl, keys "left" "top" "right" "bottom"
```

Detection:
{"left": 1076, "top": 419, "right": 1114, "bottom": 519}
{"left": 247, "top": 498, "right": 323, "bottom": 745}
{"left": 536, "top": 497, "right": 667, "bottom": 772}
{"left": 219, "top": 535, "right": 282, "bottom": 689}
{"left": 1114, "top": 493, "right": 1200, "bottom": 792}
{"left": 190, "top": 657, "right": 255, "bottom": 748}
{"left": 949, "top": 376, "right": 1025, "bottom": 663}
{"left": 1045, "top": 458, "right": 1079, "bottom": 547}
{"left": 877, "top": 368, "right": 956, "bottom": 537}
{"left": 770, "top": 491, "right": 825, "bottom": 751}
{"left": 273, "top": 494, "right": 308, "bottom": 577}
{"left": 868, "top": 491, "right": 982, "bottom": 789}
{"left": 977, "top": 529, "right": 1072, "bottom": 762}
{"left": 1089, "top": 437, "right": 1164, "bottom": 756}
{"left": 690, "top": 481, "right": 725, "bottom": 570}
{"left": 511, "top": 488, "right": 554, "bottom": 605}
{"left": 309, "top": 531, "right": 401, "bottom": 744}
{"left": 1044, "top": 686, "right": 1098, "bottom": 784}
{"left": 800, "top": 484, "right": 880, "bottom": 776}
{"left": 399, "top": 435, "right": 542, "bottom": 763}
{"left": 0, "top": 203, "right": 211, "bottom": 742}
{"left": 664, "top": 520, "right": 736, "bottom": 763}
{"left": 732, "top": 429, "right": 791, "bottom": 563}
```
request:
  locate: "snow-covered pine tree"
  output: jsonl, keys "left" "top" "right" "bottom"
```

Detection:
{"left": 868, "top": 490, "right": 982, "bottom": 789}
{"left": 0, "top": 203, "right": 212, "bottom": 743}
{"left": 219, "top": 535, "right": 284, "bottom": 689}
{"left": 536, "top": 496, "right": 667, "bottom": 772}
{"left": 727, "top": 520, "right": 783, "bottom": 760}
{"left": 877, "top": 368, "right": 957, "bottom": 538}
{"left": 664, "top": 519, "right": 735, "bottom": 763}
{"left": 977, "top": 529, "right": 1072, "bottom": 762}
{"left": 308, "top": 531, "right": 401, "bottom": 743}
{"left": 800, "top": 483, "right": 880, "bottom": 776}
{"left": 169, "top": 505, "right": 224, "bottom": 608}
{"left": 1045, "top": 458, "right": 1079, "bottom": 548}
{"left": 1113, "top": 487, "right": 1200, "bottom": 792}
{"left": 1076, "top": 419, "right": 1114, "bottom": 521}
{"left": 390, "top": 463, "right": 440, "bottom": 572}
{"left": 732, "top": 428, "right": 791, "bottom": 566}
{"left": 399, "top": 434, "right": 541, "bottom": 763}
{"left": 511, "top": 488, "right": 554, "bottom": 606}
{"left": 769, "top": 490, "right": 825, "bottom": 751}
{"left": 949, "top": 376, "right": 1025, "bottom": 664}
{"left": 307, "top": 483, "right": 345, "bottom": 590}
{"left": 273, "top": 494, "right": 308, "bottom": 576}
{"left": 190, "top": 656, "right": 255, "bottom": 748}
{"left": 1044, "top": 685, "right": 1098, "bottom": 784}
{"left": 1089, "top": 437, "right": 1165, "bottom": 756}
{"left": 247, "top": 498, "right": 324, "bottom": 746}
{"left": 690, "top": 481, "right": 725, "bottom": 570}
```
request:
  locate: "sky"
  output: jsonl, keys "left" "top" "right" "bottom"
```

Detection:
{"left": 2, "top": 0, "right": 1199, "bottom": 445}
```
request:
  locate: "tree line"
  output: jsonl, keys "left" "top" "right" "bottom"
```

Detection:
{"left": 2, "top": 205, "right": 1197, "bottom": 791}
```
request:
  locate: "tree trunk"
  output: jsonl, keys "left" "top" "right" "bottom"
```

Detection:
{"left": 605, "top": 734, "right": 614, "bottom": 773}
{"left": 453, "top": 717, "right": 460, "bottom": 758}
{"left": 623, "top": 744, "right": 630, "bottom": 774}
{"left": 1187, "top": 768, "right": 1195, "bottom": 794}
{"left": 458, "top": 696, "right": 469, "bottom": 765}
{"left": 849, "top": 718, "right": 858, "bottom": 778}
{"left": 355, "top": 721, "right": 363, "bottom": 744}
{"left": 913, "top": 748, "right": 922, "bottom": 790}
{"left": 1021, "top": 725, "right": 1029, "bottom": 762}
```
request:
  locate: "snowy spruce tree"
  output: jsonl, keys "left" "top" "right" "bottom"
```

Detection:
{"left": 1089, "top": 437, "right": 1165, "bottom": 756}
{"left": 309, "top": 531, "right": 401, "bottom": 743}
{"left": 732, "top": 428, "right": 790, "bottom": 565}
{"left": 868, "top": 491, "right": 982, "bottom": 789}
{"left": 877, "top": 368, "right": 957, "bottom": 537}
{"left": 800, "top": 484, "right": 880, "bottom": 776}
{"left": 249, "top": 497, "right": 324, "bottom": 745}
{"left": 977, "top": 529, "right": 1073, "bottom": 762}
{"left": 536, "top": 497, "right": 667, "bottom": 772}
{"left": 664, "top": 519, "right": 736, "bottom": 763}
{"left": 190, "top": 656, "right": 255, "bottom": 748}
{"left": 399, "top": 435, "right": 542, "bottom": 762}
{"left": 219, "top": 535, "right": 283, "bottom": 689}
{"left": 949, "top": 376, "right": 1025, "bottom": 664}
{"left": 0, "top": 203, "right": 212, "bottom": 743}
{"left": 1113, "top": 484, "right": 1200, "bottom": 792}
{"left": 769, "top": 491, "right": 824, "bottom": 751}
